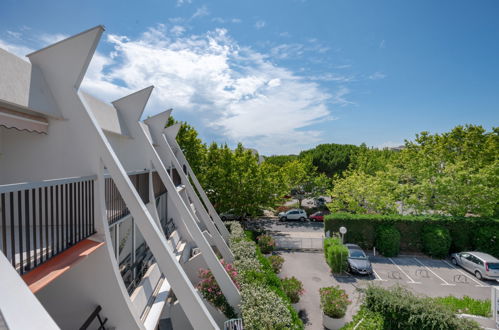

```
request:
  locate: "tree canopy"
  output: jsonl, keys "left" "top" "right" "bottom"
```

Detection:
{"left": 328, "top": 125, "right": 499, "bottom": 217}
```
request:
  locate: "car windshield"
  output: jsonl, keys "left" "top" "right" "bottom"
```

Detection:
{"left": 488, "top": 263, "right": 499, "bottom": 269}
{"left": 349, "top": 250, "right": 367, "bottom": 259}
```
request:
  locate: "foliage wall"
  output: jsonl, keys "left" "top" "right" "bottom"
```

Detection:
{"left": 325, "top": 213, "right": 499, "bottom": 257}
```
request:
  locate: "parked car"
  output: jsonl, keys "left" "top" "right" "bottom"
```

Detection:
{"left": 220, "top": 210, "right": 247, "bottom": 221}
{"left": 278, "top": 209, "right": 308, "bottom": 222}
{"left": 309, "top": 211, "right": 326, "bottom": 222}
{"left": 315, "top": 197, "right": 326, "bottom": 206}
{"left": 450, "top": 251, "right": 499, "bottom": 281}
{"left": 345, "top": 243, "right": 373, "bottom": 275}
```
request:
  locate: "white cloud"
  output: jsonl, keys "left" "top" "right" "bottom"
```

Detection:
{"left": 255, "top": 20, "right": 266, "bottom": 29}
{"left": 79, "top": 25, "right": 334, "bottom": 154}
{"left": 39, "top": 33, "right": 68, "bottom": 45}
{"left": 368, "top": 72, "right": 386, "bottom": 80}
{"left": 0, "top": 25, "right": 337, "bottom": 154}
{"left": 307, "top": 73, "right": 354, "bottom": 82}
{"left": 379, "top": 39, "right": 386, "bottom": 49}
{"left": 176, "top": 0, "right": 192, "bottom": 6}
{"left": 6, "top": 30, "right": 22, "bottom": 39}
{"left": 192, "top": 5, "right": 209, "bottom": 19}
{"left": 330, "top": 87, "right": 354, "bottom": 106}
{"left": 0, "top": 39, "right": 33, "bottom": 59}
{"left": 212, "top": 17, "right": 242, "bottom": 24}
{"left": 377, "top": 141, "right": 403, "bottom": 149}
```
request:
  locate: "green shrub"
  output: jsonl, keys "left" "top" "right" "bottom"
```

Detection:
{"left": 324, "top": 213, "right": 499, "bottom": 256}
{"left": 320, "top": 286, "right": 351, "bottom": 318}
{"left": 432, "top": 295, "right": 491, "bottom": 317}
{"left": 257, "top": 234, "right": 276, "bottom": 254}
{"left": 422, "top": 225, "right": 451, "bottom": 258}
{"left": 473, "top": 226, "right": 499, "bottom": 257}
{"left": 375, "top": 225, "right": 400, "bottom": 257}
{"left": 340, "top": 307, "right": 384, "bottom": 330}
{"left": 228, "top": 221, "right": 304, "bottom": 329}
{"left": 240, "top": 283, "right": 292, "bottom": 330}
{"left": 281, "top": 277, "right": 304, "bottom": 303}
{"left": 324, "top": 237, "right": 348, "bottom": 273}
{"left": 267, "top": 255, "right": 284, "bottom": 274}
{"left": 364, "top": 285, "right": 480, "bottom": 329}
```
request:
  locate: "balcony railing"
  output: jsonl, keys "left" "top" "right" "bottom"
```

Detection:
{"left": 152, "top": 172, "right": 166, "bottom": 198}
{"left": 105, "top": 171, "right": 150, "bottom": 225}
{"left": 0, "top": 176, "right": 96, "bottom": 275}
{"left": 170, "top": 168, "right": 182, "bottom": 187}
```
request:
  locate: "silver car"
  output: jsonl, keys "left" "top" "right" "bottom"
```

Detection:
{"left": 450, "top": 251, "right": 499, "bottom": 281}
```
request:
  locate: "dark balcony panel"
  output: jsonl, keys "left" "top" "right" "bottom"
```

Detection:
{"left": 170, "top": 168, "right": 182, "bottom": 187}
{"left": 105, "top": 177, "right": 130, "bottom": 225}
{"left": 0, "top": 177, "right": 96, "bottom": 276}
{"left": 152, "top": 172, "right": 166, "bottom": 198}
{"left": 129, "top": 173, "right": 149, "bottom": 205}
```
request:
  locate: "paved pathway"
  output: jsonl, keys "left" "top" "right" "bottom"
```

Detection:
{"left": 279, "top": 251, "right": 360, "bottom": 330}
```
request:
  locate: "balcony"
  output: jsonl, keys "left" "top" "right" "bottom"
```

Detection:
{"left": 105, "top": 171, "right": 150, "bottom": 225}
{"left": 0, "top": 176, "right": 97, "bottom": 276}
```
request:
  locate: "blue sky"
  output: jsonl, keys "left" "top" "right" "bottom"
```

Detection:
{"left": 1, "top": 0, "right": 498, "bottom": 155}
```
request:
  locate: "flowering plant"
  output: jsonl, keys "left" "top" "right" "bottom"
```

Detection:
{"left": 257, "top": 234, "right": 275, "bottom": 254}
{"left": 267, "top": 255, "right": 284, "bottom": 274}
{"left": 197, "top": 260, "right": 239, "bottom": 318}
{"left": 281, "top": 276, "right": 304, "bottom": 303}
{"left": 320, "top": 286, "right": 351, "bottom": 318}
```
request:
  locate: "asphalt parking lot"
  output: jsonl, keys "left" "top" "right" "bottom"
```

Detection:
{"left": 344, "top": 254, "right": 499, "bottom": 300}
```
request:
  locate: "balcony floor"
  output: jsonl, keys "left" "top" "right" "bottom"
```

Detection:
{"left": 22, "top": 238, "right": 105, "bottom": 293}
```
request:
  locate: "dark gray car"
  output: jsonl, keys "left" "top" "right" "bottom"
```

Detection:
{"left": 345, "top": 243, "right": 373, "bottom": 275}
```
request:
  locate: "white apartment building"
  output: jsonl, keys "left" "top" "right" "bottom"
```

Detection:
{"left": 0, "top": 26, "right": 240, "bottom": 330}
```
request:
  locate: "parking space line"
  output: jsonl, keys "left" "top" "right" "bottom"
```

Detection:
{"left": 388, "top": 258, "right": 421, "bottom": 284}
{"left": 442, "top": 260, "right": 488, "bottom": 287}
{"left": 372, "top": 268, "right": 386, "bottom": 281}
{"left": 414, "top": 258, "right": 455, "bottom": 286}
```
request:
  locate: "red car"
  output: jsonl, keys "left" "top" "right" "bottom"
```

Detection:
{"left": 309, "top": 211, "right": 327, "bottom": 222}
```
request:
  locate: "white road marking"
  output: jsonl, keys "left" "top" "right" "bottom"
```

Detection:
{"left": 414, "top": 258, "right": 455, "bottom": 286}
{"left": 372, "top": 268, "right": 386, "bottom": 281}
{"left": 388, "top": 258, "right": 421, "bottom": 284}
{"left": 442, "top": 260, "right": 488, "bottom": 287}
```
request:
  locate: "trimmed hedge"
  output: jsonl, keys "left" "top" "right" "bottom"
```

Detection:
{"left": 364, "top": 285, "right": 480, "bottom": 329}
{"left": 422, "top": 225, "right": 451, "bottom": 258}
{"left": 324, "top": 236, "right": 349, "bottom": 273}
{"left": 474, "top": 226, "right": 499, "bottom": 258}
{"left": 325, "top": 213, "right": 499, "bottom": 257}
{"left": 375, "top": 225, "right": 400, "bottom": 257}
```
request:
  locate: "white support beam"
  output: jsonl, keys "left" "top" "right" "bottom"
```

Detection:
{"left": 156, "top": 133, "right": 234, "bottom": 263}
{"left": 112, "top": 90, "right": 241, "bottom": 311}
{"left": 28, "top": 26, "right": 219, "bottom": 330}
{"left": 164, "top": 126, "right": 230, "bottom": 241}
{"left": 0, "top": 253, "right": 60, "bottom": 330}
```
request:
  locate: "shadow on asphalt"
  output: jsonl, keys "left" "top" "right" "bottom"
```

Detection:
{"left": 297, "top": 309, "right": 310, "bottom": 326}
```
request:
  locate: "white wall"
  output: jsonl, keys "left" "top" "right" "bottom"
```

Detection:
{"left": 35, "top": 245, "right": 142, "bottom": 329}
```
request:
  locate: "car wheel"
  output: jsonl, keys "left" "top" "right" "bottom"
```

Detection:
{"left": 280, "top": 217, "right": 286, "bottom": 222}
{"left": 475, "top": 271, "right": 483, "bottom": 280}
{"left": 451, "top": 257, "right": 457, "bottom": 265}
{"left": 300, "top": 217, "right": 306, "bottom": 222}
{"left": 221, "top": 216, "right": 227, "bottom": 221}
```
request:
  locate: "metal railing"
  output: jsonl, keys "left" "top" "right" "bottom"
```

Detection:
{"left": 105, "top": 172, "right": 150, "bottom": 225}
{"left": 129, "top": 172, "right": 149, "bottom": 205}
{"left": 170, "top": 168, "right": 182, "bottom": 187}
{"left": 152, "top": 172, "right": 166, "bottom": 198}
{"left": 119, "top": 242, "right": 154, "bottom": 294}
{"left": 0, "top": 176, "right": 96, "bottom": 275}
{"left": 273, "top": 236, "right": 324, "bottom": 250}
